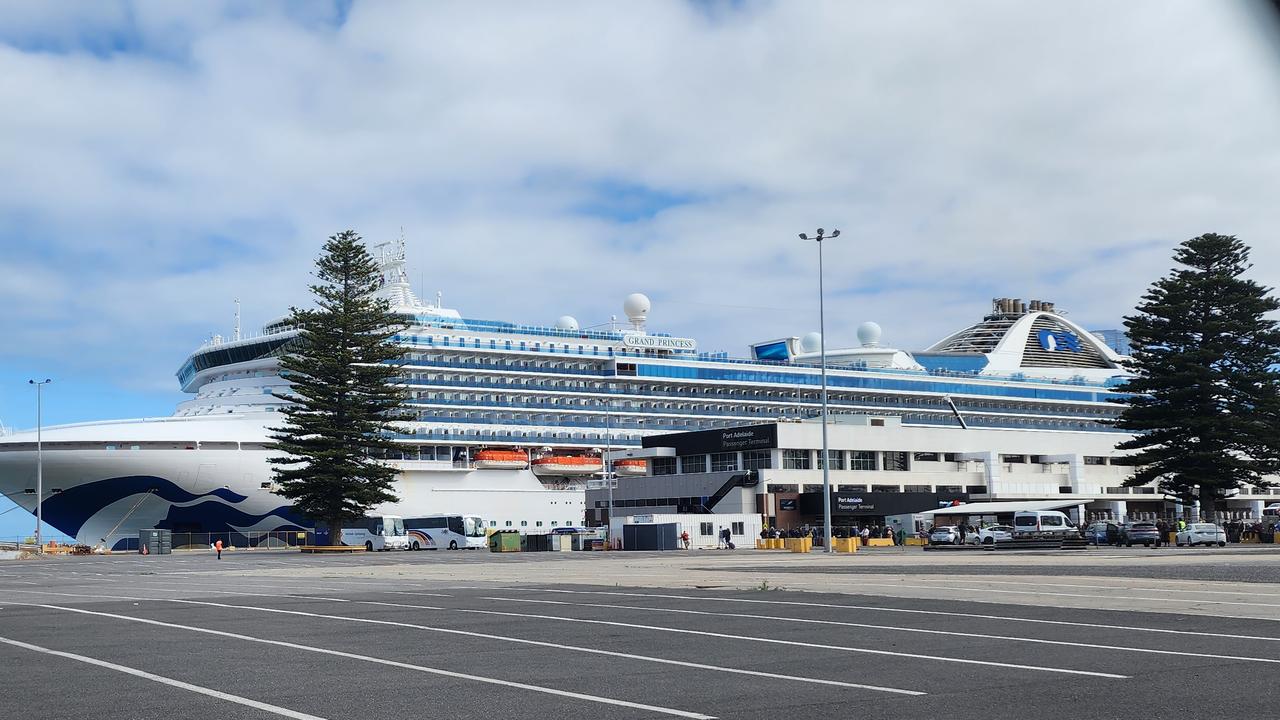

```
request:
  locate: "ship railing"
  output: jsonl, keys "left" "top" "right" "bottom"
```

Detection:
{"left": 399, "top": 394, "right": 1117, "bottom": 420}
{"left": 388, "top": 333, "right": 1117, "bottom": 389}
{"left": 392, "top": 375, "right": 1120, "bottom": 412}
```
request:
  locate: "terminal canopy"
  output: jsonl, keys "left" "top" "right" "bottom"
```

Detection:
{"left": 917, "top": 500, "right": 1080, "bottom": 517}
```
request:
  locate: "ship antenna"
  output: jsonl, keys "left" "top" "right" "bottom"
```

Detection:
{"left": 233, "top": 298, "right": 241, "bottom": 342}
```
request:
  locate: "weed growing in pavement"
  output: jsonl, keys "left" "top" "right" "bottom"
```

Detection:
{"left": 753, "top": 579, "right": 783, "bottom": 592}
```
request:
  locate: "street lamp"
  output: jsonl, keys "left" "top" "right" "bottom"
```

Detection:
{"left": 28, "top": 379, "right": 52, "bottom": 553}
{"left": 799, "top": 228, "right": 839, "bottom": 553}
{"left": 604, "top": 392, "right": 612, "bottom": 539}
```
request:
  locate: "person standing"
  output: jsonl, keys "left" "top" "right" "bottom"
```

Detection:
{"left": 214, "top": 538, "right": 223, "bottom": 560}
{"left": 1155, "top": 519, "right": 1168, "bottom": 548}
{"left": 680, "top": 529, "right": 690, "bottom": 550}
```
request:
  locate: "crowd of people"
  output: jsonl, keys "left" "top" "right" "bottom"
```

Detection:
{"left": 758, "top": 524, "right": 908, "bottom": 545}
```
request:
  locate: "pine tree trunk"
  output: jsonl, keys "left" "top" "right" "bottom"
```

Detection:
{"left": 1199, "top": 485, "right": 1217, "bottom": 523}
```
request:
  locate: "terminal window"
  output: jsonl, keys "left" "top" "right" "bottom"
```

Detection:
{"left": 711, "top": 452, "right": 739, "bottom": 472}
{"left": 652, "top": 457, "right": 677, "bottom": 475}
{"left": 783, "top": 449, "right": 811, "bottom": 469}
{"left": 882, "top": 452, "right": 909, "bottom": 471}
{"left": 849, "top": 451, "right": 877, "bottom": 471}
{"left": 742, "top": 450, "right": 772, "bottom": 470}
{"left": 817, "top": 450, "right": 845, "bottom": 470}
{"left": 680, "top": 455, "right": 707, "bottom": 473}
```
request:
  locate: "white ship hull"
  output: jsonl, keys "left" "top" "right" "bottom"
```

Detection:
{"left": 0, "top": 415, "right": 583, "bottom": 549}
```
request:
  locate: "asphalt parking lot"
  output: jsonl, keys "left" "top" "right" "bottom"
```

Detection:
{"left": 2, "top": 548, "right": 1279, "bottom": 719}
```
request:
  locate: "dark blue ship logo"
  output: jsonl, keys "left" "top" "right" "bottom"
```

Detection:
{"left": 1037, "top": 328, "right": 1082, "bottom": 352}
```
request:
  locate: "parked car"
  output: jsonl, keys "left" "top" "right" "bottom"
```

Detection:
{"left": 1012, "top": 510, "right": 1078, "bottom": 538}
{"left": 1120, "top": 521, "right": 1161, "bottom": 547}
{"left": 929, "top": 526, "right": 962, "bottom": 545}
{"left": 968, "top": 525, "right": 1014, "bottom": 545}
{"left": 1176, "top": 523, "right": 1227, "bottom": 547}
{"left": 1084, "top": 521, "right": 1120, "bottom": 545}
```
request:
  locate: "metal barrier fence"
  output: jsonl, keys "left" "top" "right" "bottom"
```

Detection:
{"left": 107, "top": 530, "right": 316, "bottom": 553}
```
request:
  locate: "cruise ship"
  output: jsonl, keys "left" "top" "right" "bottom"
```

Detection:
{"left": 4, "top": 237, "right": 1224, "bottom": 548}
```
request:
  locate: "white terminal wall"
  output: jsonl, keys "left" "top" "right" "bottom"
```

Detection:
{"left": 766, "top": 419, "right": 1136, "bottom": 499}
{"left": 609, "top": 513, "right": 762, "bottom": 549}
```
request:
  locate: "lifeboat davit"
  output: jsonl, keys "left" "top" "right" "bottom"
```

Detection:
{"left": 531, "top": 454, "right": 604, "bottom": 476}
{"left": 613, "top": 458, "right": 648, "bottom": 476}
{"left": 473, "top": 449, "right": 529, "bottom": 470}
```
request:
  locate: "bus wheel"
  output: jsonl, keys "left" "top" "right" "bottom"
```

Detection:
{"left": 364, "top": 541, "right": 373, "bottom": 552}
{"left": 449, "top": 541, "right": 458, "bottom": 550}
{"left": 411, "top": 541, "right": 420, "bottom": 551}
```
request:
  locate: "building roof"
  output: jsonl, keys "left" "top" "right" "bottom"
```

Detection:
{"left": 917, "top": 500, "right": 1081, "bottom": 516}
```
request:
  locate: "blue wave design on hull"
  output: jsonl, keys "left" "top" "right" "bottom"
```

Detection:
{"left": 41, "top": 475, "right": 305, "bottom": 540}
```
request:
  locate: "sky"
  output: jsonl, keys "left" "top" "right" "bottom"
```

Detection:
{"left": 2, "top": 1, "right": 1280, "bottom": 534}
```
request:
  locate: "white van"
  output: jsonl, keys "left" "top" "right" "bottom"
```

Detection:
{"left": 1012, "top": 510, "right": 1077, "bottom": 537}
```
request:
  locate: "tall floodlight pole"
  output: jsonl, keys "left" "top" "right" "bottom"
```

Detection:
{"left": 603, "top": 385, "right": 614, "bottom": 548}
{"left": 799, "top": 229, "right": 839, "bottom": 553}
{"left": 28, "top": 379, "right": 51, "bottom": 553}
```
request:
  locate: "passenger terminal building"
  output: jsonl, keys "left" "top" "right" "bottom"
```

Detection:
{"left": 591, "top": 416, "right": 1275, "bottom": 531}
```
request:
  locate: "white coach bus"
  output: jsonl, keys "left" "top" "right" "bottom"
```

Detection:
{"left": 339, "top": 514, "right": 410, "bottom": 551}
{"left": 404, "top": 514, "right": 487, "bottom": 550}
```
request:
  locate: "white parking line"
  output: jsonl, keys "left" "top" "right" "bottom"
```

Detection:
{"left": 811, "top": 578, "right": 1280, "bottom": 609}
{"left": 2, "top": 588, "right": 923, "bottom": 696}
{"left": 483, "top": 596, "right": 1280, "bottom": 666}
{"left": 0, "top": 636, "right": 327, "bottom": 720}
{"left": 357, "top": 599, "right": 1120, "bottom": 679}
{"left": 349, "top": 600, "right": 922, "bottom": 695}
{"left": 967, "top": 577, "right": 1280, "bottom": 598}
{"left": 524, "top": 589, "right": 1280, "bottom": 641}
{"left": 5, "top": 602, "right": 715, "bottom": 720}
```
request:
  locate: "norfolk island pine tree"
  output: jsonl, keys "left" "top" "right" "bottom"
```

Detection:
{"left": 267, "top": 230, "right": 409, "bottom": 543}
{"left": 1114, "top": 233, "right": 1280, "bottom": 520}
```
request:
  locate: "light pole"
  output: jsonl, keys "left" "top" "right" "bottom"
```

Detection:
{"left": 28, "top": 379, "right": 51, "bottom": 553}
{"left": 602, "top": 384, "right": 614, "bottom": 548}
{"left": 799, "top": 228, "right": 839, "bottom": 553}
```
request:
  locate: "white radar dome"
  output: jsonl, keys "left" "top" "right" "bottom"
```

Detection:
{"left": 856, "top": 322, "right": 882, "bottom": 347}
{"left": 623, "top": 293, "right": 651, "bottom": 325}
{"left": 800, "top": 332, "right": 823, "bottom": 353}
{"left": 554, "top": 315, "right": 580, "bottom": 331}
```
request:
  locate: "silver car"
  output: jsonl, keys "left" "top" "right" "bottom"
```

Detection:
{"left": 1175, "top": 523, "right": 1227, "bottom": 547}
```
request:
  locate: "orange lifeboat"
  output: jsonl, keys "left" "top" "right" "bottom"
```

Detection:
{"left": 473, "top": 449, "right": 529, "bottom": 470}
{"left": 531, "top": 454, "right": 604, "bottom": 477}
{"left": 613, "top": 458, "right": 648, "bottom": 476}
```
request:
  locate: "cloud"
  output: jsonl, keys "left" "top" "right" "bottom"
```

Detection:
{"left": 1, "top": 0, "right": 1279, "bottom": 424}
